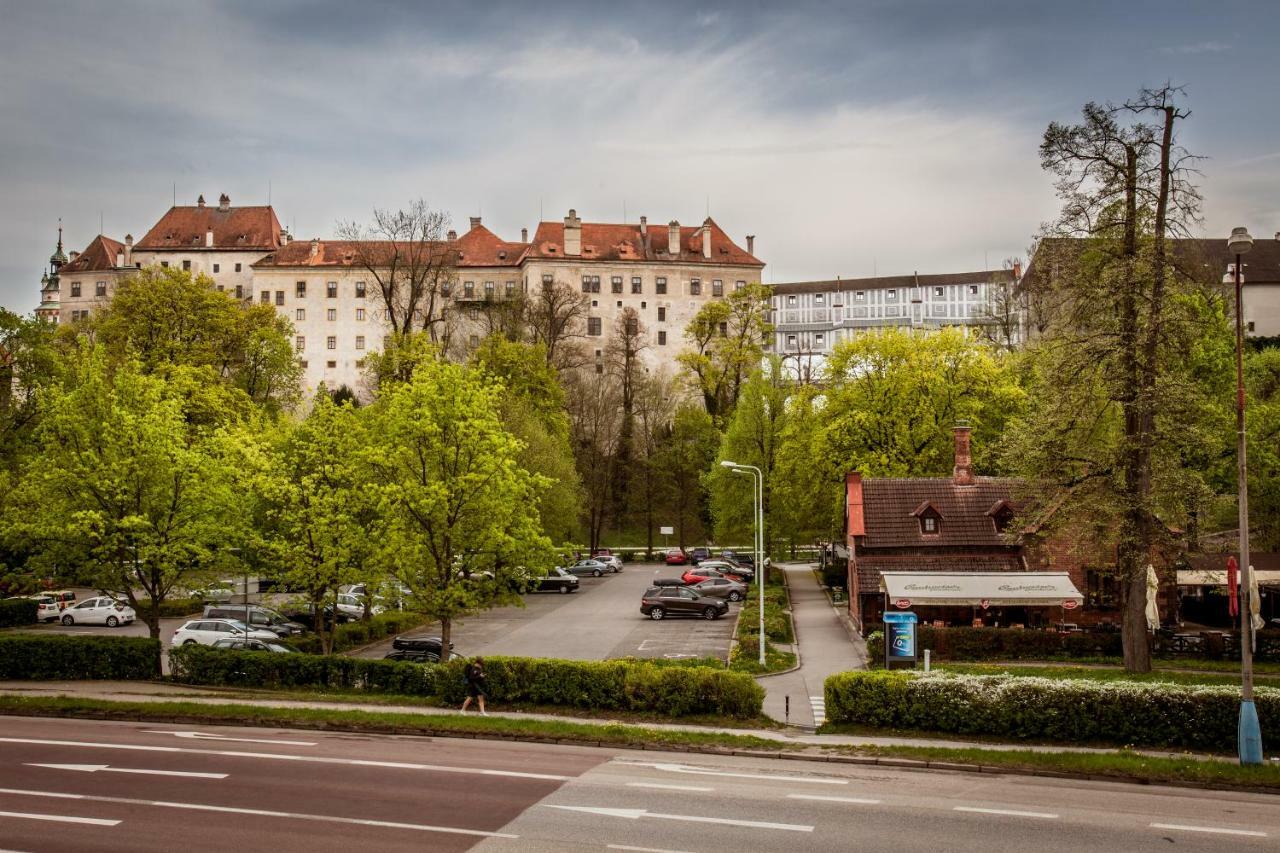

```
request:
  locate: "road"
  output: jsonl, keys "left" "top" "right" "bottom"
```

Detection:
{"left": 0, "top": 717, "right": 1275, "bottom": 853}
{"left": 355, "top": 562, "right": 739, "bottom": 662}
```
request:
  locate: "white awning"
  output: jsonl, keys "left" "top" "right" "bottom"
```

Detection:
{"left": 1177, "top": 570, "right": 1280, "bottom": 587}
{"left": 880, "top": 572, "right": 1084, "bottom": 607}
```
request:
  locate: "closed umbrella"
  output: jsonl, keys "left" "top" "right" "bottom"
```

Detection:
{"left": 1144, "top": 564, "right": 1160, "bottom": 630}
{"left": 1249, "top": 568, "right": 1264, "bottom": 633}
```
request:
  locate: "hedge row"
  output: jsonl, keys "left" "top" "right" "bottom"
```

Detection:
{"left": 170, "top": 646, "right": 763, "bottom": 719}
{"left": 865, "top": 626, "right": 1124, "bottom": 664}
{"left": 285, "top": 612, "right": 425, "bottom": 654}
{"left": 0, "top": 598, "right": 38, "bottom": 628}
{"left": 0, "top": 635, "right": 160, "bottom": 680}
{"left": 825, "top": 670, "right": 1279, "bottom": 751}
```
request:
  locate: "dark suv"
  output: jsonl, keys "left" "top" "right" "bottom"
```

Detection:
{"left": 640, "top": 586, "right": 729, "bottom": 621}
{"left": 385, "top": 635, "right": 456, "bottom": 663}
{"left": 688, "top": 547, "right": 712, "bottom": 565}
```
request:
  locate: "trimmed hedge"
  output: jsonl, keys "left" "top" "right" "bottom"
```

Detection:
{"left": 0, "top": 598, "right": 38, "bottom": 628}
{"left": 825, "top": 670, "right": 1280, "bottom": 752}
{"left": 170, "top": 647, "right": 763, "bottom": 719}
{"left": 865, "top": 626, "right": 1123, "bottom": 664}
{"left": 285, "top": 611, "right": 425, "bottom": 654}
{"left": 0, "top": 635, "right": 160, "bottom": 680}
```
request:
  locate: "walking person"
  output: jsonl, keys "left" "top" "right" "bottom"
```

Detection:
{"left": 460, "top": 656, "right": 488, "bottom": 716}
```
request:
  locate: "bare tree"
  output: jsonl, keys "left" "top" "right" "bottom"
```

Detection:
{"left": 567, "top": 367, "right": 624, "bottom": 553}
{"left": 631, "top": 371, "right": 678, "bottom": 556}
{"left": 606, "top": 308, "right": 649, "bottom": 525}
{"left": 974, "top": 258, "right": 1026, "bottom": 351}
{"left": 525, "top": 278, "right": 590, "bottom": 371}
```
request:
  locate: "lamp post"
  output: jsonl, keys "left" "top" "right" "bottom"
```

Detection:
{"left": 722, "top": 460, "right": 765, "bottom": 666}
{"left": 1228, "top": 226, "right": 1262, "bottom": 765}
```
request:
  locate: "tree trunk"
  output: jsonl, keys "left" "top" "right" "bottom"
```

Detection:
{"left": 440, "top": 616, "right": 451, "bottom": 658}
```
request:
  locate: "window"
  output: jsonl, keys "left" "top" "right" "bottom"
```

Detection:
{"left": 657, "top": 307, "right": 666, "bottom": 322}
{"left": 631, "top": 276, "right": 642, "bottom": 294}
{"left": 641, "top": 301, "right": 647, "bottom": 309}
{"left": 327, "top": 360, "right": 336, "bottom": 368}
{"left": 327, "top": 281, "right": 338, "bottom": 298}
{"left": 856, "top": 290, "right": 865, "bottom": 301}
{"left": 690, "top": 278, "right": 701, "bottom": 296}
{"left": 658, "top": 330, "right": 667, "bottom": 345}
{"left": 485, "top": 281, "right": 495, "bottom": 298}
{"left": 182, "top": 260, "right": 191, "bottom": 271}
{"left": 935, "top": 286, "right": 945, "bottom": 297}
{"left": 923, "top": 516, "right": 938, "bottom": 533}
{"left": 326, "top": 336, "right": 336, "bottom": 350}
{"left": 235, "top": 285, "right": 243, "bottom": 300}
{"left": 235, "top": 263, "right": 242, "bottom": 273}
{"left": 786, "top": 334, "right": 797, "bottom": 349}
{"left": 815, "top": 333, "right": 825, "bottom": 347}
{"left": 327, "top": 308, "right": 336, "bottom": 321}
{"left": 814, "top": 293, "right": 824, "bottom": 305}
{"left": 275, "top": 291, "right": 284, "bottom": 306}
{"left": 505, "top": 281, "right": 515, "bottom": 297}
{"left": 718, "top": 321, "right": 728, "bottom": 336}
{"left": 213, "top": 263, "right": 220, "bottom": 273}
{"left": 588, "top": 317, "right": 602, "bottom": 336}
{"left": 160, "top": 261, "right": 169, "bottom": 268}
{"left": 70, "top": 282, "right": 81, "bottom": 297}
{"left": 1248, "top": 321, "right": 1257, "bottom": 332}
{"left": 656, "top": 277, "right": 667, "bottom": 295}
{"left": 295, "top": 336, "right": 305, "bottom": 352}
{"left": 355, "top": 281, "right": 366, "bottom": 298}
{"left": 735, "top": 280, "right": 745, "bottom": 291}
{"left": 299, "top": 360, "right": 308, "bottom": 368}
{"left": 787, "top": 294, "right": 797, "bottom": 306}
{"left": 712, "top": 280, "right": 723, "bottom": 297}
{"left": 542, "top": 273, "right": 553, "bottom": 287}
{"left": 464, "top": 281, "right": 475, "bottom": 297}
{"left": 887, "top": 289, "right": 897, "bottom": 300}
{"left": 355, "top": 335, "right": 365, "bottom": 351}
{"left": 295, "top": 308, "right": 306, "bottom": 321}
{"left": 969, "top": 284, "right": 979, "bottom": 295}
{"left": 356, "top": 308, "right": 365, "bottom": 321}
{"left": 442, "top": 281, "right": 453, "bottom": 296}
{"left": 296, "top": 281, "right": 307, "bottom": 298}
{"left": 611, "top": 276, "right": 623, "bottom": 293}
{"left": 595, "top": 363, "right": 604, "bottom": 374}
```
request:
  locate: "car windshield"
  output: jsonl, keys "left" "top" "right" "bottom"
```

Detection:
{"left": 265, "top": 643, "right": 292, "bottom": 653}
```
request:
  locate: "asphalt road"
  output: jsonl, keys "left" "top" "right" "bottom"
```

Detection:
{"left": 0, "top": 716, "right": 1276, "bottom": 853}
{"left": 355, "top": 562, "right": 739, "bottom": 663}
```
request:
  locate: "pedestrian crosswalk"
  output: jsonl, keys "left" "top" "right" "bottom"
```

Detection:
{"left": 809, "top": 695, "right": 826, "bottom": 726}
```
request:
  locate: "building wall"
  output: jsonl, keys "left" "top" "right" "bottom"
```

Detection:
{"left": 1245, "top": 282, "right": 1280, "bottom": 337}
{"left": 132, "top": 248, "right": 265, "bottom": 301}
{"left": 57, "top": 268, "right": 131, "bottom": 322}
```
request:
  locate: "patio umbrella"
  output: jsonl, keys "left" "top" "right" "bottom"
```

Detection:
{"left": 1144, "top": 564, "right": 1160, "bottom": 630}
{"left": 1250, "top": 568, "right": 1264, "bottom": 633}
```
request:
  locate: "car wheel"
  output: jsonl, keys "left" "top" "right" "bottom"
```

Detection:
{"left": 559, "top": 585, "right": 570, "bottom": 594}
{"left": 592, "top": 569, "right": 602, "bottom": 578}
{"left": 728, "top": 591, "right": 742, "bottom": 602}
{"left": 105, "top": 616, "right": 118, "bottom": 627}
{"left": 183, "top": 640, "right": 198, "bottom": 645}
{"left": 650, "top": 607, "right": 665, "bottom": 621}
{"left": 703, "top": 607, "right": 718, "bottom": 620}
{"left": 61, "top": 615, "right": 73, "bottom": 626}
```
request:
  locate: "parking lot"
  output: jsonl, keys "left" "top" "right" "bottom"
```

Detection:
{"left": 354, "top": 562, "right": 740, "bottom": 663}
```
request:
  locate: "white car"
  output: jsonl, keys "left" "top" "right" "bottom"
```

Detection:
{"left": 30, "top": 596, "right": 62, "bottom": 622}
{"left": 592, "top": 555, "right": 624, "bottom": 573}
{"left": 336, "top": 593, "right": 384, "bottom": 619}
{"left": 59, "top": 597, "right": 135, "bottom": 627}
{"left": 171, "top": 618, "right": 277, "bottom": 646}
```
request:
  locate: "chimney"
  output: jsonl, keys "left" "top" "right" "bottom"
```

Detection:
{"left": 218, "top": 193, "right": 230, "bottom": 211}
{"left": 205, "top": 228, "right": 214, "bottom": 248}
{"left": 640, "top": 216, "right": 650, "bottom": 254}
{"left": 1012, "top": 260, "right": 1023, "bottom": 280}
{"left": 521, "top": 227, "right": 528, "bottom": 242}
{"left": 469, "top": 216, "right": 481, "bottom": 231}
{"left": 667, "top": 220, "right": 681, "bottom": 256}
{"left": 115, "top": 250, "right": 124, "bottom": 267}
{"left": 953, "top": 423, "right": 974, "bottom": 486}
{"left": 124, "top": 234, "right": 133, "bottom": 266}
{"left": 69, "top": 251, "right": 79, "bottom": 261}
{"left": 309, "top": 237, "right": 320, "bottom": 258}
{"left": 701, "top": 218, "right": 713, "bottom": 260}
{"left": 197, "top": 195, "right": 205, "bottom": 208}
{"left": 447, "top": 229, "right": 457, "bottom": 241}
{"left": 564, "top": 208, "right": 582, "bottom": 256}
{"left": 845, "top": 472, "right": 865, "bottom": 539}
{"left": 746, "top": 234, "right": 755, "bottom": 256}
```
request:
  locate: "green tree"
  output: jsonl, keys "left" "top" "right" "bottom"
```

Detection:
{"left": 364, "top": 355, "right": 555, "bottom": 651}
{"left": 772, "top": 384, "right": 845, "bottom": 553}
{"left": 653, "top": 404, "right": 720, "bottom": 549}
{"left": 678, "top": 283, "right": 772, "bottom": 425}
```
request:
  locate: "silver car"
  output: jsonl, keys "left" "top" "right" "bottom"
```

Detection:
{"left": 689, "top": 577, "right": 747, "bottom": 602}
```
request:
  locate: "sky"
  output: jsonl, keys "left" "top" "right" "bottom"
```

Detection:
{"left": 2, "top": 0, "right": 1277, "bottom": 312}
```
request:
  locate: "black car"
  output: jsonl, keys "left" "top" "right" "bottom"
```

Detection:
{"left": 721, "top": 550, "right": 755, "bottom": 568}
{"left": 280, "top": 602, "right": 350, "bottom": 631}
{"left": 533, "top": 567, "right": 580, "bottom": 594}
{"left": 688, "top": 547, "right": 712, "bottom": 565}
{"left": 640, "top": 586, "right": 729, "bottom": 620}
{"left": 203, "top": 605, "right": 307, "bottom": 637}
{"left": 651, "top": 577, "right": 688, "bottom": 588}
{"left": 385, "top": 634, "right": 456, "bottom": 663}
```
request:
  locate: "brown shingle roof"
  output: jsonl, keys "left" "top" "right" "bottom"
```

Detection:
{"left": 58, "top": 235, "right": 125, "bottom": 274}
{"left": 252, "top": 224, "right": 527, "bottom": 270}
{"left": 137, "top": 204, "right": 283, "bottom": 251}
{"left": 773, "top": 269, "right": 1015, "bottom": 297}
{"left": 527, "top": 217, "right": 762, "bottom": 267}
{"left": 861, "top": 477, "right": 1021, "bottom": 549}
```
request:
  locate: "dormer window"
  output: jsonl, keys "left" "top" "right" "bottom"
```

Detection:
{"left": 922, "top": 516, "right": 938, "bottom": 534}
{"left": 987, "top": 500, "right": 1016, "bottom": 535}
{"left": 912, "top": 501, "right": 943, "bottom": 536}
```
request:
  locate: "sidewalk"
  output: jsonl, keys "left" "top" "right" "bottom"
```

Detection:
{"left": 757, "top": 562, "right": 865, "bottom": 728}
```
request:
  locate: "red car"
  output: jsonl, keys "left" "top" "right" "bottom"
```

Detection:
{"left": 665, "top": 549, "right": 688, "bottom": 565}
{"left": 683, "top": 566, "right": 750, "bottom": 585}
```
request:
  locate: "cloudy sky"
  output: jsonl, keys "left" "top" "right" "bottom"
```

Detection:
{"left": 2, "top": 0, "right": 1277, "bottom": 311}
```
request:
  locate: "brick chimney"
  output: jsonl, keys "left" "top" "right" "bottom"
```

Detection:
{"left": 746, "top": 234, "right": 755, "bottom": 256}
{"left": 197, "top": 195, "right": 206, "bottom": 208}
{"left": 469, "top": 216, "right": 481, "bottom": 231}
{"left": 1012, "top": 260, "right": 1023, "bottom": 280}
{"left": 953, "top": 423, "right": 974, "bottom": 485}
{"left": 564, "top": 209, "right": 582, "bottom": 256}
{"left": 521, "top": 227, "right": 528, "bottom": 242}
{"left": 124, "top": 234, "right": 133, "bottom": 267}
{"left": 667, "top": 220, "right": 681, "bottom": 257}
{"left": 701, "top": 218, "right": 713, "bottom": 259}
{"left": 218, "top": 193, "right": 230, "bottom": 211}
{"left": 845, "top": 471, "right": 865, "bottom": 539}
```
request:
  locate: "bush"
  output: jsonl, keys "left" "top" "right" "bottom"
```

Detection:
{"left": 139, "top": 598, "right": 202, "bottom": 619}
{"left": 866, "top": 626, "right": 1124, "bottom": 665}
{"left": 0, "top": 635, "right": 159, "bottom": 679}
{"left": 824, "top": 670, "right": 1280, "bottom": 752}
{"left": 0, "top": 598, "right": 38, "bottom": 628}
{"left": 171, "top": 648, "right": 763, "bottom": 719}
{"left": 286, "top": 611, "right": 423, "bottom": 655}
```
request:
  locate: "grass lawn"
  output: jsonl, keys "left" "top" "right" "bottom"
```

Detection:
{"left": 934, "top": 662, "right": 1280, "bottom": 689}
{"left": 731, "top": 576, "right": 796, "bottom": 675}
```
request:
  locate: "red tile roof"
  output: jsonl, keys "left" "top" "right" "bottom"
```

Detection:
{"left": 860, "top": 477, "right": 1022, "bottom": 549}
{"left": 58, "top": 235, "right": 126, "bottom": 274}
{"left": 252, "top": 224, "right": 527, "bottom": 269}
{"left": 453, "top": 224, "right": 528, "bottom": 268}
{"left": 527, "top": 217, "right": 762, "bottom": 267}
{"left": 137, "top": 204, "right": 284, "bottom": 251}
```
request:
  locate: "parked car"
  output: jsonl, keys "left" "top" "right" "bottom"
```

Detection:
{"left": 385, "top": 634, "right": 458, "bottom": 663}
{"left": 721, "top": 550, "right": 754, "bottom": 568}
{"left": 29, "top": 595, "right": 62, "bottom": 622}
{"left": 664, "top": 549, "right": 688, "bottom": 566}
{"left": 336, "top": 593, "right": 384, "bottom": 619}
{"left": 651, "top": 577, "right": 688, "bottom": 588}
{"left": 697, "top": 560, "right": 754, "bottom": 583}
{"left": 48, "top": 589, "right": 77, "bottom": 608}
{"left": 690, "top": 577, "right": 747, "bottom": 602}
{"left": 58, "top": 596, "right": 135, "bottom": 627}
{"left": 592, "top": 553, "right": 624, "bottom": 572}
{"left": 203, "top": 605, "right": 306, "bottom": 637}
{"left": 279, "top": 602, "right": 350, "bottom": 630}
{"left": 211, "top": 637, "right": 298, "bottom": 653}
{"left": 566, "top": 560, "right": 611, "bottom": 578}
{"left": 194, "top": 580, "right": 237, "bottom": 603}
{"left": 640, "top": 586, "right": 729, "bottom": 621}
{"left": 681, "top": 566, "right": 751, "bottom": 586}
{"left": 172, "top": 618, "right": 277, "bottom": 646}
{"left": 532, "top": 567, "right": 580, "bottom": 594}
{"left": 688, "top": 547, "right": 711, "bottom": 565}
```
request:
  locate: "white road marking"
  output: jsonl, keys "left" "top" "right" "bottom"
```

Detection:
{"left": 0, "top": 788, "right": 516, "bottom": 838}
{"left": 542, "top": 805, "right": 813, "bottom": 832}
{"left": 625, "top": 782, "right": 714, "bottom": 792}
{"left": 616, "top": 761, "right": 847, "bottom": 786}
{"left": 1151, "top": 823, "right": 1267, "bottom": 838}
{"left": 787, "top": 794, "right": 880, "bottom": 805}
{"left": 0, "top": 810, "right": 120, "bottom": 826}
{"left": 954, "top": 806, "right": 1059, "bottom": 819}
{"left": 26, "top": 763, "right": 227, "bottom": 780}
{"left": 140, "top": 730, "right": 316, "bottom": 746}
{"left": 0, "top": 737, "right": 571, "bottom": 781}
{"left": 608, "top": 845, "right": 696, "bottom": 853}
{"left": 808, "top": 696, "right": 826, "bottom": 726}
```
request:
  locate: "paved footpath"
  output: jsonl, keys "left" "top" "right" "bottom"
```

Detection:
{"left": 758, "top": 563, "right": 866, "bottom": 729}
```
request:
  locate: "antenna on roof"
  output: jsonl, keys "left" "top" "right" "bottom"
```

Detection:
{"left": 99, "top": 211, "right": 103, "bottom": 235}
{"left": 705, "top": 195, "right": 710, "bottom": 218}
{"left": 172, "top": 183, "right": 176, "bottom": 207}
{"left": 984, "top": 250, "right": 989, "bottom": 270}
{"left": 623, "top": 199, "right": 626, "bottom": 223}
{"left": 539, "top": 199, "right": 543, "bottom": 222}
{"left": 268, "top": 180, "right": 272, "bottom": 206}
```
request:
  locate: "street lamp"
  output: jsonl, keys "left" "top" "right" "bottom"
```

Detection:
{"left": 722, "top": 460, "right": 765, "bottom": 666}
{"left": 1228, "top": 226, "right": 1263, "bottom": 765}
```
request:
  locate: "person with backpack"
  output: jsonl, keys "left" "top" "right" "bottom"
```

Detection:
{"left": 461, "top": 656, "right": 488, "bottom": 715}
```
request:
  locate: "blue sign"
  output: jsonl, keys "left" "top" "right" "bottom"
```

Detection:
{"left": 883, "top": 612, "right": 918, "bottom": 664}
